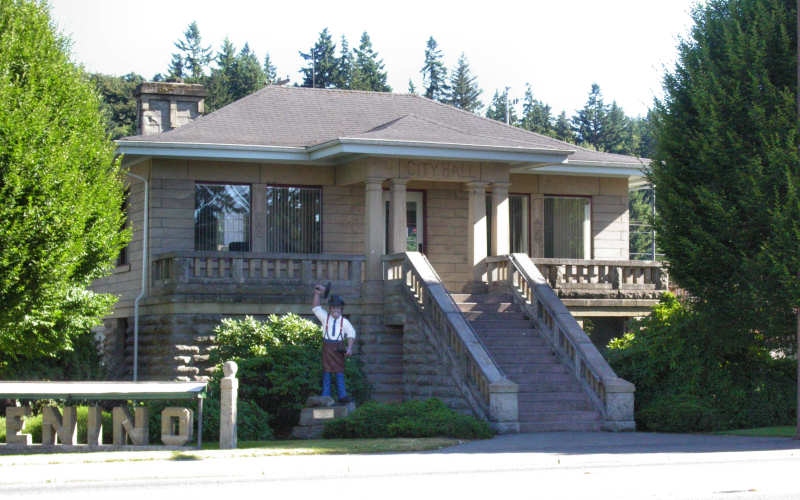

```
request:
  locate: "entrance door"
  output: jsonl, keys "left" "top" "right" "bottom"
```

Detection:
{"left": 384, "top": 191, "right": 425, "bottom": 253}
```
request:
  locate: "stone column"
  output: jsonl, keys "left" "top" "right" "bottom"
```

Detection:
{"left": 466, "top": 181, "right": 488, "bottom": 281}
{"left": 364, "top": 177, "right": 386, "bottom": 280}
{"left": 491, "top": 182, "right": 511, "bottom": 256}
{"left": 390, "top": 178, "right": 408, "bottom": 254}
{"left": 220, "top": 360, "right": 239, "bottom": 449}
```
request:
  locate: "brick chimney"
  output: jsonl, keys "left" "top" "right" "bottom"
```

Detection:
{"left": 135, "top": 82, "right": 207, "bottom": 136}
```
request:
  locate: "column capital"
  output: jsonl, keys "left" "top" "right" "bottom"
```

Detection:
{"left": 464, "top": 181, "right": 488, "bottom": 193}
{"left": 365, "top": 177, "right": 385, "bottom": 190}
{"left": 490, "top": 181, "right": 512, "bottom": 190}
{"left": 390, "top": 177, "right": 409, "bottom": 188}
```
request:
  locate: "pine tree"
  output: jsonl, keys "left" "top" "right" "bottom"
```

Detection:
{"left": 553, "top": 111, "right": 575, "bottom": 143}
{"left": 172, "top": 21, "right": 212, "bottom": 81}
{"left": 420, "top": 36, "right": 449, "bottom": 102}
{"left": 167, "top": 53, "right": 185, "bottom": 80}
{"left": 299, "top": 28, "right": 338, "bottom": 88}
{"left": 205, "top": 38, "right": 237, "bottom": 112}
{"left": 572, "top": 83, "right": 607, "bottom": 149}
{"left": 520, "top": 84, "right": 552, "bottom": 135}
{"left": 485, "top": 89, "right": 518, "bottom": 125}
{"left": 408, "top": 79, "right": 417, "bottom": 95}
{"left": 446, "top": 53, "right": 482, "bottom": 112}
{"left": 263, "top": 53, "right": 278, "bottom": 85}
{"left": 230, "top": 43, "right": 266, "bottom": 99}
{"left": 601, "top": 101, "right": 632, "bottom": 153}
{"left": 651, "top": 0, "right": 800, "bottom": 351}
{"left": 351, "top": 32, "right": 390, "bottom": 92}
{"left": 335, "top": 35, "right": 353, "bottom": 89}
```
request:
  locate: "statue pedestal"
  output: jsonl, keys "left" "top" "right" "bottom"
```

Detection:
{"left": 290, "top": 402, "right": 356, "bottom": 439}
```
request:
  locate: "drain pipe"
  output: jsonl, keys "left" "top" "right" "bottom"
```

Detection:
{"left": 125, "top": 171, "right": 148, "bottom": 382}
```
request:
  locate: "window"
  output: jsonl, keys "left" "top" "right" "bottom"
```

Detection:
{"left": 544, "top": 196, "right": 591, "bottom": 259}
{"left": 194, "top": 183, "right": 251, "bottom": 251}
{"left": 265, "top": 186, "right": 321, "bottom": 253}
{"left": 509, "top": 194, "right": 529, "bottom": 254}
{"left": 116, "top": 189, "right": 129, "bottom": 266}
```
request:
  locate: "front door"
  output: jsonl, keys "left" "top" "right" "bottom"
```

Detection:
{"left": 384, "top": 191, "right": 425, "bottom": 253}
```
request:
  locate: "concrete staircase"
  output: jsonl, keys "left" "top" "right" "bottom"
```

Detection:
{"left": 451, "top": 292, "right": 603, "bottom": 432}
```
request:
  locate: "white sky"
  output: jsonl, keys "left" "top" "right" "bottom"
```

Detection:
{"left": 49, "top": 0, "right": 699, "bottom": 118}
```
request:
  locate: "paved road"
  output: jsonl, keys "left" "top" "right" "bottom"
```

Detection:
{"left": 3, "top": 432, "right": 800, "bottom": 499}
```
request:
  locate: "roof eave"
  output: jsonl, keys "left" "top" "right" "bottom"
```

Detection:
{"left": 116, "top": 140, "right": 312, "bottom": 163}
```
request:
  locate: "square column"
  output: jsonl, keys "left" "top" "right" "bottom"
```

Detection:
{"left": 390, "top": 178, "right": 408, "bottom": 254}
{"left": 466, "top": 181, "right": 488, "bottom": 279}
{"left": 491, "top": 182, "right": 511, "bottom": 256}
{"left": 364, "top": 177, "right": 386, "bottom": 280}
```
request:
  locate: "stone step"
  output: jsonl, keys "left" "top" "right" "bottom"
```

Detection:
{"left": 368, "top": 363, "right": 404, "bottom": 375}
{"left": 519, "top": 420, "right": 603, "bottom": 432}
{"left": 519, "top": 399, "right": 594, "bottom": 412}
{"left": 517, "top": 391, "right": 588, "bottom": 403}
{"left": 450, "top": 294, "right": 513, "bottom": 304}
{"left": 515, "top": 379, "right": 584, "bottom": 392}
{"left": 462, "top": 311, "right": 527, "bottom": 321}
{"left": 518, "top": 410, "right": 601, "bottom": 423}
{"left": 509, "top": 372, "right": 577, "bottom": 385}
{"left": 500, "top": 363, "right": 567, "bottom": 375}
{"left": 475, "top": 328, "right": 539, "bottom": 336}
{"left": 488, "top": 346, "right": 555, "bottom": 355}
{"left": 479, "top": 338, "right": 549, "bottom": 349}
{"left": 457, "top": 302, "right": 518, "bottom": 313}
{"left": 492, "top": 353, "right": 559, "bottom": 365}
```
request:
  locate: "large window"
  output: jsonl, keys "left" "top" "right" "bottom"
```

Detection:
{"left": 194, "top": 183, "right": 251, "bottom": 251}
{"left": 265, "top": 186, "right": 321, "bottom": 253}
{"left": 486, "top": 193, "right": 530, "bottom": 255}
{"left": 544, "top": 196, "right": 591, "bottom": 259}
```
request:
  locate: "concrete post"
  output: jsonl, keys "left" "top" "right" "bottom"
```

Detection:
{"left": 491, "top": 182, "right": 511, "bottom": 256}
{"left": 220, "top": 360, "right": 239, "bottom": 449}
{"left": 390, "top": 178, "right": 408, "bottom": 254}
{"left": 364, "top": 177, "right": 386, "bottom": 280}
{"left": 5, "top": 406, "right": 32, "bottom": 446}
{"left": 489, "top": 379, "right": 520, "bottom": 433}
{"left": 466, "top": 181, "right": 488, "bottom": 281}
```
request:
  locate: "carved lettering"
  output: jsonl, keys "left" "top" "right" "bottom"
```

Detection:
{"left": 87, "top": 406, "right": 103, "bottom": 447}
{"left": 160, "top": 407, "right": 194, "bottom": 446}
{"left": 5, "top": 407, "right": 32, "bottom": 446}
{"left": 403, "top": 161, "right": 477, "bottom": 180}
{"left": 112, "top": 406, "right": 149, "bottom": 446}
{"left": 41, "top": 406, "right": 77, "bottom": 445}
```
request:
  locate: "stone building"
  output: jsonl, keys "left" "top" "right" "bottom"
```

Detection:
{"left": 95, "top": 82, "right": 666, "bottom": 432}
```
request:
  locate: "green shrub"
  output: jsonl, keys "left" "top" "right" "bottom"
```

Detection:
{"left": 0, "top": 331, "right": 105, "bottom": 381}
{"left": 208, "top": 314, "right": 371, "bottom": 435}
{"left": 607, "top": 293, "right": 796, "bottom": 432}
{"left": 323, "top": 399, "right": 494, "bottom": 439}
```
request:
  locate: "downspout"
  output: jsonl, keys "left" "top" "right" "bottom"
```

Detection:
{"left": 125, "top": 171, "right": 148, "bottom": 382}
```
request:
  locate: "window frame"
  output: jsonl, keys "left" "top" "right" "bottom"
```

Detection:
{"left": 264, "top": 183, "right": 324, "bottom": 254}
{"left": 194, "top": 181, "right": 253, "bottom": 252}
{"left": 543, "top": 194, "right": 593, "bottom": 259}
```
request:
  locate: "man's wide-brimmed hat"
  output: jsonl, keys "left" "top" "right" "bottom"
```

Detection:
{"left": 328, "top": 295, "right": 345, "bottom": 307}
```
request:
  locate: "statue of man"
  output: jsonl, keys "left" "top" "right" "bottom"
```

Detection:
{"left": 312, "top": 284, "right": 356, "bottom": 403}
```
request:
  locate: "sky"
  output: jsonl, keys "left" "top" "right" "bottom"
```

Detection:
{"left": 48, "top": 0, "right": 699, "bottom": 118}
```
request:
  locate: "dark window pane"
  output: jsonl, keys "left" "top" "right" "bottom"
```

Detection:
{"left": 265, "top": 186, "right": 322, "bottom": 253}
{"left": 194, "top": 184, "right": 251, "bottom": 251}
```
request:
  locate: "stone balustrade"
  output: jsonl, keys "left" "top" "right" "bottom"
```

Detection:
{"left": 151, "top": 251, "right": 366, "bottom": 295}
{"left": 530, "top": 258, "right": 667, "bottom": 300}
{"left": 486, "top": 254, "right": 635, "bottom": 431}
{"left": 383, "top": 252, "right": 519, "bottom": 433}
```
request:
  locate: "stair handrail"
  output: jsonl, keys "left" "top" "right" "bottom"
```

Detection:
{"left": 383, "top": 252, "right": 519, "bottom": 432}
{"left": 486, "top": 253, "right": 635, "bottom": 431}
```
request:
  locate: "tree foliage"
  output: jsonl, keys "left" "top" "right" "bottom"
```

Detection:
{"left": 650, "top": 0, "right": 800, "bottom": 352}
{"left": 89, "top": 72, "right": 144, "bottom": 139}
{"left": 171, "top": 21, "right": 212, "bottom": 81}
{"left": 420, "top": 36, "right": 448, "bottom": 102}
{"left": 299, "top": 28, "right": 338, "bottom": 88}
{"left": 206, "top": 39, "right": 267, "bottom": 112}
{"left": 485, "top": 89, "right": 518, "bottom": 125}
{"left": 520, "top": 84, "right": 552, "bottom": 135}
{"left": 351, "top": 32, "right": 390, "bottom": 92}
{"left": 446, "top": 53, "right": 481, "bottom": 112}
{"left": 0, "top": 0, "right": 126, "bottom": 367}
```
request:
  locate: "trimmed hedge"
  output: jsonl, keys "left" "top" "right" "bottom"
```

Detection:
{"left": 323, "top": 399, "right": 494, "bottom": 439}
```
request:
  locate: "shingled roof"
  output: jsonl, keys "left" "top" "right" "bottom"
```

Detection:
{"left": 119, "top": 86, "right": 645, "bottom": 169}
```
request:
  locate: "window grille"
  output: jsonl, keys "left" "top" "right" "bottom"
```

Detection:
{"left": 265, "top": 186, "right": 322, "bottom": 254}
{"left": 194, "top": 183, "right": 251, "bottom": 251}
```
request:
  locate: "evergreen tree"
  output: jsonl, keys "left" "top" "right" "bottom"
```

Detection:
{"left": 167, "top": 53, "right": 185, "bottom": 80}
{"left": 230, "top": 43, "right": 266, "bottom": 98}
{"left": 351, "top": 32, "right": 391, "bottom": 92}
{"left": 572, "top": 83, "right": 607, "bottom": 149}
{"left": 631, "top": 111, "right": 656, "bottom": 158}
{"left": 89, "top": 72, "right": 145, "bottom": 139}
{"left": 408, "top": 79, "right": 417, "bottom": 95}
{"left": 651, "top": 0, "right": 800, "bottom": 352}
{"left": 299, "top": 28, "right": 338, "bottom": 88}
{"left": 335, "top": 35, "right": 353, "bottom": 89}
{"left": 420, "top": 36, "right": 449, "bottom": 102}
{"left": 485, "top": 89, "right": 518, "bottom": 125}
{"left": 263, "top": 53, "right": 278, "bottom": 85}
{"left": 0, "top": 0, "right": 126, "bottom": 364}
{"left": 206, "top": 40, "right": 266, "bottom": 112}
{"left": 520, "top": 84, "right": 552, "bottom": 135}
{"left": 553, "top": 111, "right": 575, "bottom": 143}
{"left": 172, "top": 21, "right": 212, "bottom": 81}
{"left": 602, "top": 101, "right": 633, "bottom": 153}
{"left": 446, "top": 53, "right": 482, "bottom": 112}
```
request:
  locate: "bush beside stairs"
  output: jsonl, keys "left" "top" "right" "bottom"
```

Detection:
{"left": 451, "top": 291, "right": 603, "bottom": 432}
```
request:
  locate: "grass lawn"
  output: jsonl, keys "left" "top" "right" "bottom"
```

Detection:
{"left": 715, "top": 426, "right": 795, "bottom": 438}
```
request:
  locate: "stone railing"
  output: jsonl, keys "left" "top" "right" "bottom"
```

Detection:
{"left": 531, "top": 258, "right": 667, "bottom": 299}
{"left": 383, "top": 252, "right": 519, "bottom": 432}
{"left": 486, "top": 254, "right": 635, "bottom": 431}
{"left": 151, "top": 251, "right": 366, "bottom": 295}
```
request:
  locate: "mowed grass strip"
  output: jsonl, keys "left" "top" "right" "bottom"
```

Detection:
{"left": 715, "top": 426, "right": 795, "bottom": 438}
